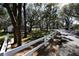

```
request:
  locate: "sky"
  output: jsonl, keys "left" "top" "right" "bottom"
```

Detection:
{"left": 59, "top": 3, "right": 69, "bottom": 9}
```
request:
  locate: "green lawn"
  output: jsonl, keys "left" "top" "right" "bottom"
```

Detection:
{"left": 0, "top": 29, "right": 14, "bottom": 45}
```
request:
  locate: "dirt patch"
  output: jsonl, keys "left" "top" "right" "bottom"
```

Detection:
{"left": 14, "top": 47, "right": 32, "bottom": 56}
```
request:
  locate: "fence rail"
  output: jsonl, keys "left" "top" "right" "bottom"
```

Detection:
{"left": 24, "top": 35, "right": 52, "bottom": 56}
{"left": 3, "top": 32, "right": 54, "bottom": 56}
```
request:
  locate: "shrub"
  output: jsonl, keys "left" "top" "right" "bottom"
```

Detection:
{"left": 29, "top": 30, "right": 49, "bottom": 40}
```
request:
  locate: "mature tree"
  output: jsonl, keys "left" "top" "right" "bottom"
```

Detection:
{"left": 26, "top": 4, "right": 37, "bottom": 32}
{"left": 61, "top": 4, "right": 73, "bottom": 30}
{"left": 12, "top": 3, "right": 17, "bottom": 44}
{"left": 23, "top": 3, "right": 27, "bottom": 38}
{"left": 0, "top": 5, "right": 11, "bottom": 30}
{"left": 33, "top": 3, "right": 42, "bottom": 31}
{"left": 3, "top": 3, "right": 22, "bottom": 46}
{"left": 64, "top": 4, "right": 79, "bottom": 18}
{"left": 43, "top": 3, "right": 58, "bottom": 31}
{"left": 17, "top": 3, "right": 22, "bottom": 46}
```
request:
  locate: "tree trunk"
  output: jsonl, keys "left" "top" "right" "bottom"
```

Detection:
{"left": 3, "top": 3, "right": 18, "bottom": 47}
{"left": 46, "top": 20, "right": 49, "bottom": 32}
{"left": 3, "top": 4, "right": 16, "bottom": 28}
{"left": 29, "top": 19, "right": 32, "bottom": 33}
{"left": 65, "top": 17, "right": 70, "bottom": 30}
{"left": 23, "top": 3, "right": 27, "bottom": 38}
{"left": 13, "top": 28, "right": 17, "bottom": 44}
{"left": 17, "top": 3, "right": 22, "bottom": 46}
{"left": 12, "top": 3, "right": 17, "bottom": 44}
{"left": 29, "top": 24, "right": 32, "bottom": 33}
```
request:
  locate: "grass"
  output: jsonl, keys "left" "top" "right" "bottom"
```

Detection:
{"left": 21, "top": 30, "right": 50, "bottom": 43}
{"left": 22, "top": 34, "right": 32, "bottom": 42}
{"left": 0, "top": 30, "right": 6, "bottom": 43}
{"left": 0, "top": 30, "right": 5, "bottom": 48}
{"left": 0, "top": 32, "right": 6, "bottom": 36}
{"left": 0, "top": 29, "right": 14, "bottom": 44}
{"left": 27, "top": 30, "right": 50, "bottom": 41}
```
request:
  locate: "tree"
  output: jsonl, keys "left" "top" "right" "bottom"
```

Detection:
{"left": 64, "top": 4, "right": 79, "bottom": 18}
{"left": 61, "top": 4, "right": 73, "bottom": 30}
{"left": 12, "top": 3, "right": 17, "bottom": 44}
{"left": 0, "top": 6, "right": 11, "bottom": 30}
{"left": 23, "top": 3, "right": 27, "bottom": 38}
{"left": 3, "top": 3, "right": 22, "bottom": 46}
{"left": 43, "top": 3, "right": 58, "bottom": 31}
{"left": 17, "top": 3, "right": 22, "bottom": 46}
{"left": 26, "top": 4, "right": 37, "bottom": 33}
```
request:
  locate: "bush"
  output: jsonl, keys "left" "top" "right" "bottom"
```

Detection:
{"left": 29, "top": 30, "right": 49, "bottom": 40}
{"left": 73, "top": 24, "right": 79, "bottom": 30}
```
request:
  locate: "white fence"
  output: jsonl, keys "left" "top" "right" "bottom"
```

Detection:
{"left": 0, "top": 34, "right": 9, "bottom": 56}
{"left": 1, "top": 29, "right": 75, "bottom": 56}
{"left": 0, "top": 32, "right": 54, "bottom": 56}
{"left": 24, "top": 36, "right": 51, "bottom": 56}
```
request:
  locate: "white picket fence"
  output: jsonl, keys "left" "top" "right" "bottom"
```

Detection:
{"left": 0, "top": 32, "right": 55, "bottom": 56}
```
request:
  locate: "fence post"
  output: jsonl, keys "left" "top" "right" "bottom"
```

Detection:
{"left": 44, "top": 36, "right": 47, "bottom": 47}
